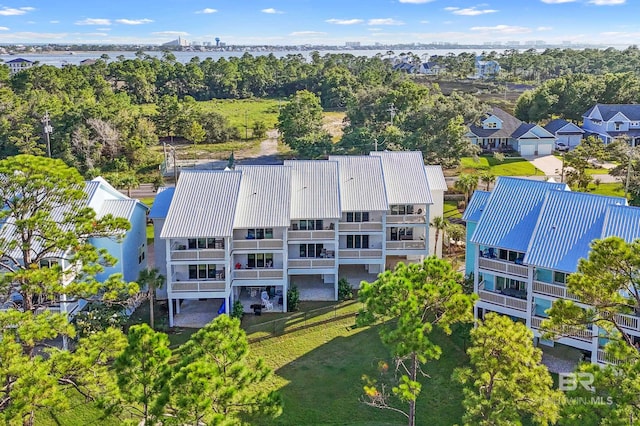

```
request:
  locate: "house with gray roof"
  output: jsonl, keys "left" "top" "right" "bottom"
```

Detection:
{"left": 464, "top": 176, "right": 640, "bottom": 364}
{"left": 582, "top": 104, "right": 640, "bottom": 146}
{"left": 544, "top": 119, "right": 584, "bottom": 149}
{"left": 466, "top": 107, "right": 557, "bottom": 156}
{"left": 5, "top": 57, "right": 33, "bottom": 75}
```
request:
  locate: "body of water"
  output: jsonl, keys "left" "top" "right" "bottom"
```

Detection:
{"left": 0, "top": 48, "right": 515, "bottom": 67}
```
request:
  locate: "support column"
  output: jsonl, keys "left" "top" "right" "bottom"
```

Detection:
{"left": 176, "top": 299, "right": 181, "bottom": 314}
{"left": 526, "top": 267, "right": 534, "bottom": 329}
{"left": 590, "top": 324, "right": 600, "bottom": 364}
{"left": 225, "top": 295, "right": 230, "bottom": 314}
{"left": 168, "top": 297, "right": 174, "bottom": 327}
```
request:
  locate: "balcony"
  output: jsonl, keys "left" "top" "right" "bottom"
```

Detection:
{"left": 233, "top": 239, "right": 284, "bottom": 251}
{"left": 607, "top": 311, "right": 640, "bottom": 333}
{"left": 386, "top": 240, "right": 426, "bottom": 250}
{"left": 170, "top": 249, "right": 225, "bottom": 261}
{"left": 597, "top": 349, "right": 623, "bottom": 365}
{"left": 478, "top": 257, "right": 528, "bottom": 278}
{"left": 339, "top": 249, "right": 383, "bottom": 259}
{"left": 288, "top": 258, "right": 336, "bottom": 269}
{"left": 170, "top": 280, "right": 226, "bottom": 293}
{"left": 532, "top": 280, "right": 580, "bottom": 302}
{"left": 233, "top": 269, "right": 284, "bottom": 280}
{"left": 530, "top": 316, "right": 593, "bottom": 342}
{"left": 339, "top": 222, "right": 383, "bottom": 232}
{"left": 478, "top": 282, "right": 527, "bottom": 312}
{"left": 287, "top": 230, "right": 335, "bottom": 241}
{"left": 386, "top": 214, "right": 426, "bottom": 225}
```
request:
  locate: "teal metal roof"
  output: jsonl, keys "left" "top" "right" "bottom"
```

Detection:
{"left": 470, "top": 177, "right": 568, "bottom": 252}
{"left": 525, "top": 191, "right": 627, "bottom": 273}
{"left": 462, "top": 190, "right": 490, "bottom": 223}
{"left": 601, "top": 204, "right": 640, "bottom": 243}
{"left": 148, "top": 187, "right": 175, "bottom": 220}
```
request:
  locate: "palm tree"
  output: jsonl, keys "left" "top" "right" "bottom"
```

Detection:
{"left": 454, "top": 173, "right": 480, "bottom": 204}
{"left": 137, "top": 268, "right": 166, "bottom": 329}
{"left": 430, "top": 216, "right": 448, "bottom": 256}
{"left": 480, "top": 171, "right": 496, "bottom": 191}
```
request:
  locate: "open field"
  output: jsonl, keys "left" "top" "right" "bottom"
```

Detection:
{"left": 459, "top": 155, "right": 539, "bottom": 176}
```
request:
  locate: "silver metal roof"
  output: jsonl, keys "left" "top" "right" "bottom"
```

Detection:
{"left": 284, "top": 160, "right": 341, "bottom": 220}
{"left": 161, "top": 171, "right": 242, "bottom": 238}
{"left": 470, "top": 177, "right": 568, "bottom": 252}
{"left": 234, "top": 166, "right": 291, "bottom": 228}
{"left": 602, "top": 204, "right": 640, "bottom": 243}
{"left": 328, "top": 155, "right": 388, "bottom": 212}
{"left": 97, "top": 199, "right": 138, "bottom": 220}
{"left": 424, "top": 165, "right": 448, "bottom": 192}
{"left": 370, "top": 151, "right": 432, "bottom": 205}
{"left": 525, "top": 191, "right": 626, "bottom": 273}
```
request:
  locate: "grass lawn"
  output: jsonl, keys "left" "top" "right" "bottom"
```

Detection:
{"left": 582, "top": 182, "right": 626, "bottom": 198}
{"left": 444, "top": 200, "right": 463, "bottom": 219}
{"left": 245, "top": 301, "right": 470, "bottom": 426}
{"left": 459, "top": 155, "right": 538, "bottom": 176}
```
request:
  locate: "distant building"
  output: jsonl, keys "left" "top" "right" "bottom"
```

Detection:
{"left": 345, "top": 41, "right": 361, "bottom": 47}
{"left": 473, "top": 56, "right": 500, "bottom": 79}
{"left": 79, "top": 59, "right": 97, "bottom": 66}
{"left": 162, "top": 37, "right": 189, "bottom": 47}
{"left": 5, "top": 58, "right": 34, "bottom": 75}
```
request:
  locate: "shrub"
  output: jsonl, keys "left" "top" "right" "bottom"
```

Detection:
{"left": 231, "top": 300, "right": 244, "bottom": 320}
{"left": 74, "top": 303, "right": 127, "bottom": 338}
{"left": 338, "top": 278, "right": 353, "bottom": 301}
{"left": 287, "top": 285, "right": 300, "bottom": 312}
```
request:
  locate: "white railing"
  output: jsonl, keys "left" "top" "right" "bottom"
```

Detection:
{"left": 338, "top": 249, "right": 383, "bottom": 259}
{"left": 597, "top": 349, "right": 623, "bottom": 365}
{"left": 232, "top": 239, "right": 284, "bottom": 250}
{"left": 386, "top": 215, "right": 426, "bottom": 224}
{"left": 170, "top": 249, "right": 225, "bottom": 261}
{"left": 171, "top": 280, "right": 226, "bottom": 292}
{"left": 532, "top": 280, "right": 580, "bottom": 301}
{"left": 478, "top": 257, "right": 528, "bottom": 278}
{"left": 386, "top": 240, "right": 426, "bottom": 250}
{"left": 287, "top": 230, "right": 336, "bottom": 240}
{"left": 612, "top": 312, "right": 640, "bottom": 332}
{"left": 233, "top": 269, "right": 284, "bottom": 280}
{"left": 338, "top": 222, "right": 384, "bottom": 232}
{"left": 531, "top": 316, "right": 593, "bottom": 342}
{"left": 478, "top": 289, "right": 528, "bottom": 312}
{"left": 288, "top": 258, "right": 336, "bottom": 269}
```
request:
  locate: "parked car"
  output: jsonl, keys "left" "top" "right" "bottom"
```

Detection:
{"left": 555, "top": 142, "right": 569, "bottom": 152}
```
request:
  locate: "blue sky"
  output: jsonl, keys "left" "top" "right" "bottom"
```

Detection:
{"left": 0, "top": 0, "right": 636, "bottom": 46}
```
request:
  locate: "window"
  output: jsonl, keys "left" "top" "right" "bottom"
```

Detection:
{"left": 247, "top": 253, "right": 274, "bottom": 268}
{"left": 614, "top": 122, "right": 623, "bottom": 131}
{"left": 346, "top": 235, "right": 369, "bottom": 249}
{"left": 138, "top": 243, "right": 146, "bottom": 264}
{"left": 188, "top": 264, "right": 217, "bottom": 280}
{"left": 187, "top": 238, "right": 224, "bottom": 249}
{"left": 390, "top": 227, "right": 413, "bottom": 241}
{"left": 39, "top": 259, "right": 59, "bottom": 268}
{"left": 497, "top": 249, "right": 523, "bottom": 263}
{"left": 346, "top": 212, "right": 369, "bottom": 222}
{"left": 390, "top": 205, "right": 415, "bottom": 215}
{"left": 485, "top": 122, "right": 497, "bottom": 129}
{"left": 496, "top": 276, "right": 526, "bottom": 292}
{"left": 300, "top": 244, "right": 324, "bottom": 258}
{"left": 299, "top": 220, "right": 323, "bottom": 230}
{"left": 553, "top": 271, "right": 566, "bottom": 285}
{"left": 246, "top": 228, "right": 274, "bottom": 239}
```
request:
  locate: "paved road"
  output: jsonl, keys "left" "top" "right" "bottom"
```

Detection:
{"left": 525, "top": 154, "right": 621, "bottom": 184}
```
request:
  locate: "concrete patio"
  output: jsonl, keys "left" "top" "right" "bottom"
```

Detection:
{"left": 173, "top": 299, "right": 222, "bottom": 328}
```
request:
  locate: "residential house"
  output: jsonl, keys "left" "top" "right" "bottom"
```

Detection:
{"left": 5, "top": 58, "right": 34, "bottom": 75}
{"left": 544, "top": 119, "right": 584, "bottom": 148}
{"left": 424, "top": 165, "right": 448, "bottom": 257}
{"left": 153, "top": 152, "right": 444, "bottom": 326}
{"left": 473, "top": 56, "right": 500, "bottom": 79}
{"left": 466, "top": 107, "right": 557, "bottom": 156}
{"left": 464, "top": 177, "right": 640, "bottom": 364}
{"left": 582, "top": 104, "right": 640, "bottom": 146}
{"left": 148, "top": 186, "right": 175, "bottom": 300}
{"left": 418, "top": 62, "right": 444, "bottom": 76}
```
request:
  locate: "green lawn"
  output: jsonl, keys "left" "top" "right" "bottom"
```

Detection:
{"left": 444, "top": 200, "right": 463, "bottom": 219}
{"left": 583, "top": 182, "right": 626, "bottom": 198}
{"left": 459, "top": 155, "right": 538, "bottom": 176}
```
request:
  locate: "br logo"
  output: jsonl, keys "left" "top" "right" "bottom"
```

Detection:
{"left": 559, "top": 372, "right": 595, "bottom": 392}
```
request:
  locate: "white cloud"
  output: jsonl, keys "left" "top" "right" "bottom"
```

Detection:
{"left": 262, "top": 8, "right": 284, "bottom": 14}
{"left": 97, "top": 27, "right": 111, "bottom": 31}
{"left": 116, "top": 18, "right": 153, "bottom": 25}
{"left": 541, "top": 0, "right": 576, "bottom": 3}
{"left": 50, "top": 20, "right": 59, "bottom": 24}
{"left": 368, "top": 18, "right": 405, "bottom": 25}
{"left": 420, "top": 20, "right": 430, "bottom": 23}
{"left": 589, "top": 0, "right": 625, "bottom": 4}
{"left": 290, "top": 31, "right": 326, "bottom": 36}
{"left": 446, "top": 7, "right": 498, "bottom": 15}
{"left": 398, "top": 0, "right": 436, "bottom": 3}
{"left": 0, "top": 27, "right": 9, "bottom": 31}
{"left": 196, "top": 8, "right": 217, "bottom": 14}
{"left": 325, "top": 18, "right": 363, "bottom": 25}
{"left": 75, "top": 18, "right": 111, "bottom": 26}
{"left": 152, "top": 31, "right": 189, "bottom": 36}
{"left": 537, "top": 26, "right": 553, "bottom": 31}
{"left": 470, "top": 24, "right": 532, "bottom": 34}
{"left": 0, "top": 7, "right": 33, "bottom": 16}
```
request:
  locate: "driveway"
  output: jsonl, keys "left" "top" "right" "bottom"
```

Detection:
{"left": 525, "top": 155, "right": 563, "bottom": 178}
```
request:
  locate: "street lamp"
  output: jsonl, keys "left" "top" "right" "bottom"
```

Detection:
{"left": 41, "top": 111, "right": 53, "bottom": 158}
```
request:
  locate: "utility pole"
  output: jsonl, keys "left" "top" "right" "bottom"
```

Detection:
{"left": 41, "top": 111, "right": 53, "bottom": 158}
{"left": 387, "top": 103, "right": 397, "bottom": 126}
{"left": 245, "top": 110, "right": 249, "bottom": 140}
{"left": 624, "top": 149, "right": 633, "bottom": 199}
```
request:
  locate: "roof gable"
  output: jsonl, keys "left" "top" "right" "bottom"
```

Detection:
{"left": 285, "top": 160, "right": 341, "bottom": 220}
{"left": 424, "top": 165, "right": 447, "bottom": 192}
{"left": 148, "top": 187, "right": 175, "bottom": 220}
{"left": 601, "top": 204, "right": 640, "bottom": 243}
{"left": 462, "top": 190, "right": 491, "bottom": 223}
{"left": 370, "top": 151, "right": 432, "bottom": 205}
{"left": 234, "top": 166, "right": 291, "bottom": 228}
{"left": 328, "top": 155, "right": 388, "bottom": 212}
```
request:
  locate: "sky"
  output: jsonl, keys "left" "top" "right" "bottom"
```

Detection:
{"left": 0, "top": 0, "right": 637, "bottom": 46}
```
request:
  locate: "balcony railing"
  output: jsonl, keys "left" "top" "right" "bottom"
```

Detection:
{"left": 597, "top": 349, "right": 623, "bottom": 365}
{"left": 478, "top": 257, "right": 528, "bottom": 278}
{"left": 532, "top": 280, "right": 580, "bottom": 301}
{"left": 233, "top": 239, "right": 284, "bottom": 250}
{"left": 338, "top": 249, "right": 383, "bottom": 259}
{"left": 233, "top": 269, "right": 284, "bottom": 280}
{"left": 386, "top": 240, "right": 426, "bottom": 250}
{"left": 531, "top": 316, "right": 593, "bottom": 342}
{"left": 287, "top": 230, "right": 335, "bottom": 240}
{"left": 478, "top": 285, "right": 528, "bottom": 312}
{"left": 338, "top": 222, "right": 383, "bottom": 232}
{"left": 386, "top": 214, "right": 426, "bottom": 224}
{"left": 171, "top": 280, "right": 226, "bottom": 292}
{"left": 609, "top": 312, "right": 640, "bottom": 333}
{"left": 288, "top": 258, "right": 336, "bottom": 269}
{"left": 170, "top": 249, "right": 225, "bottom": 261}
